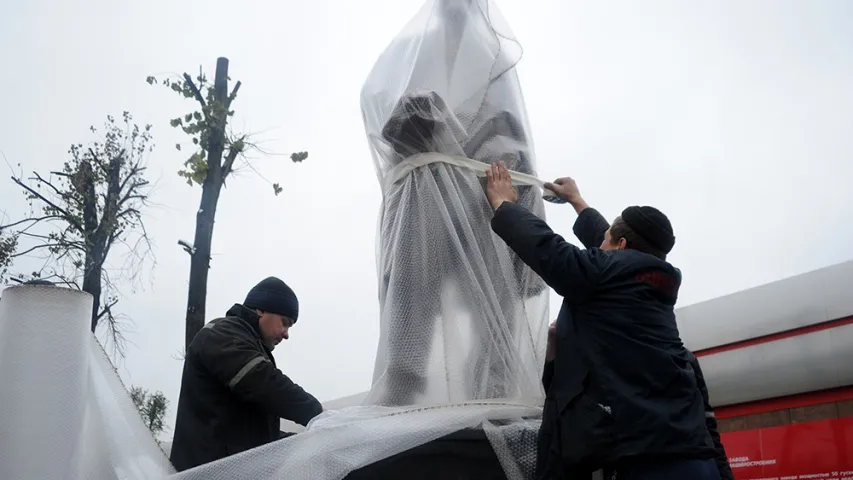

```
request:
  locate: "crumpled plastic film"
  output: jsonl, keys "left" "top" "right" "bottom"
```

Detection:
{"left": 168, "top": 402, "right": 541, "bottom": 480}
{"left": 0, "top": 285, "right": 175, "bottom": 480}
{"left": 483, "top": 417, "right": 541, "bottom": 479}
{"left": 362, "top": 0, "right": 549, "bottom": 409}
{"left": 87, "top": 334, "right": 177, "bottom": 478}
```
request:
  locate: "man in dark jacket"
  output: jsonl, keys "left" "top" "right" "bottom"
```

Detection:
{"left": 542, "top": 325, "right": 734, "bottom": 479}
{"left": 485, "top": 163, "right": 719, "bottom": 480}
{"left": 170, "top": 277, "right": 323, "bottom": 472}
{"left": 687, "top": 351, "right": 735, "bottom": 480}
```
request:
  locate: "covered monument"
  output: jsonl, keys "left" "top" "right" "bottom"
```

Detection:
{"left": 360, "top": 0, "right": 550, "bottom": 407}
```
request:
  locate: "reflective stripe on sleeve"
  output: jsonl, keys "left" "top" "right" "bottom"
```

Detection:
{"left": 228, "top": 356, "right": 268, "bottom": 389}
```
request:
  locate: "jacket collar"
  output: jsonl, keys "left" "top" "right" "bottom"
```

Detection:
{"left": 225, "top": 304, "right": 276, "bottom": 362}
{"left": 226, "top": 303, "right": 263, "bottom": 339}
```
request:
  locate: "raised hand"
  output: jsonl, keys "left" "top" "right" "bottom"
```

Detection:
{"left": 485, "top": 161, "right": 518, "bottom": 210}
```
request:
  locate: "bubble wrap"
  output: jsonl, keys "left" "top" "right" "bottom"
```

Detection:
{"left": 0, "top": 285, "right": 175, "bottom": 480}
{"left": 169, "top": 402, "right": 542, "bottom": 480}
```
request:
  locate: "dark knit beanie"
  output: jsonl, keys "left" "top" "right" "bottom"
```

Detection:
{"left": 243, "top": 277, "right": 299, "bottom": 322}
{"left": 621, "top": 206, "right": 676, "bottom": 254}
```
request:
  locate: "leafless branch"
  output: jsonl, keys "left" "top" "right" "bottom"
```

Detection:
{"left": 97, "top": 298, "right": 120, "bottom": 320}
{"left": 171, "top": 348, "right": 187, "bottom": 362}
{"left": 11, "top": 243, "right": 76, "bottom": 258}
{"left": 35, "top": 271, "right": 80, "bottom": 289}
{"left": 11, "top": 176, "right": 82, "bottom": 233}
{"left": 0, "top": 215, "right": 62, "bottom": 231}
{"left": 117, "top": 158, "right": 144, "bottom": 196}
{"left": 226, "top": 81, "right": 241, "bottom": 109}
{"left": 221, "top": 143, "right": 242, "bottom": 180}
{"left": 99, "top": 306, "right": 130, "bottom": 359}
{"left": 117, "top": 193, "right": 147, "bottom": 208}
{"left": 116, "top": 208, "right": 140, "bottom": 220}
{"left": 17, "top": 232, "right": 84, "bottom": 250}
{"left": 238, "top": 157, "right": 276, "bottom": 188}
{"left": 31, "top": 172, "right": 63, "bottom": 197}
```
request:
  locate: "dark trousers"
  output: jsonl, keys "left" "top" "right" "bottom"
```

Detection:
{"left": 607, "top": 458, "right": 721, "bottom": 480}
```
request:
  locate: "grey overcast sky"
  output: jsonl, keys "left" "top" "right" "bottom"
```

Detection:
{"left": 2, "top": 0, "right": 852, "bottom": 439}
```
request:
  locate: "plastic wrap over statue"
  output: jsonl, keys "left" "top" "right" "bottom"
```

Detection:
{"left": 361, "top": 0, "right": 550, "bottom": 407}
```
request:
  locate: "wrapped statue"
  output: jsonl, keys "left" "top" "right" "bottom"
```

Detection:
{"left": 360, "top": 0, "right": 551, "bottom": 406}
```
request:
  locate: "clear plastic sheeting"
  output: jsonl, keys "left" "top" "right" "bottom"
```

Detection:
{"left": 483, "top": 417, "right": 542, "bottom": 479}
{"left": 169, "top": 402, "right": 541, "bottom": 480}
{"left": 362, "top": 0, "right": 549, "bottom": 407}
{"left": 0, "top": 285, "right": 175, "bottom": 480}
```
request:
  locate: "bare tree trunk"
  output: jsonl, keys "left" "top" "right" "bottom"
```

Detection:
{"left": 83, "top": 251, "right": 103, "bottom": 333}
{"left": 184, "top": 57, "right": 230, "bottom": 349}
{"left": 78, "top": 159, "right": 104, "bottom": 333}
{"left": 185, "top": 184, "right": 222, "bottom": 347}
